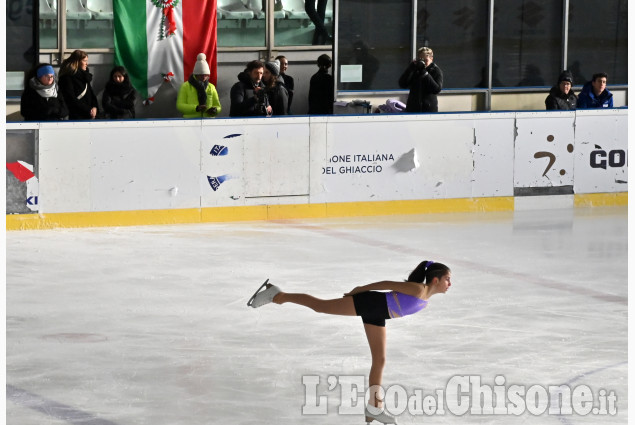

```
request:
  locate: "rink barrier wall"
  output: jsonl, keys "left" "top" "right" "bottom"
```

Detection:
{"left": 6, "top": 109, "right": 628, "bottom": 230}
{"left": 5, "top": 194, "right": 627, "bottom": 230}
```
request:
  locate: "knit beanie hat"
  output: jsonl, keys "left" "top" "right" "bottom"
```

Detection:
{"left": 558, "top": 70, "right": 573, "bottom": 84}
{"left": 193, "top": 53, "right": 211, "bottom": 75}
{"left": 265, "top": 60, "right": 280, "bottom": 77}
{"left": 36, "top": 65, "right": 55, "bottom": 78}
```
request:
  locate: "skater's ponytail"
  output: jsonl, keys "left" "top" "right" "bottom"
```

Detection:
{"left": 407, "top": 260, "right": 450, "bottom": 284}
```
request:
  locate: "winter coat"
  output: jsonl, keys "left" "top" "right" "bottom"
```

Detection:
{"left": 545, "top": 86, "right": 577, "bottom": 110}
{"left": 398, "top": 61, "right": 443, "bottom": 113}
{"left": 308, "top": 69, "right": 334, "bottom": 115}
{"left": 176, "top": 80, "right": 222, "bottom": 118}
{"left": 280, "top": 73, "right": 294, "bottom": 114}
{"left": 229, "top": 71, "right": 269, "bottom": 117}
{"left": 20, "top": 79, "right": 68, "bottom": 121}
{"left": 102, "top": 80, "right": 137, "bottom": 119}
{"left": 58, "top": 68, "right": 99, "bottom": 120}
{"left": 265, "top": 75, "right": 289, "bottom": 116}
{"left": 577, "top": 82, "right": 613, "bottom": 109}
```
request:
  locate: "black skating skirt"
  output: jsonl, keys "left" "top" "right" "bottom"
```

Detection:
{"left": 352, "top": 291, "right": 390, "bottom": 327}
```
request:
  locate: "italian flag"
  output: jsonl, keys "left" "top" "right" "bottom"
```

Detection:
{"left": 113, "top": 0, "right": 217, "bottom": 99}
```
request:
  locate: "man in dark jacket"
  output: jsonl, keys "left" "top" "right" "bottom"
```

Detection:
{"left": 398, "top": 47, "right": 443, "bottom": 113}
{"left": 308, "top": 54, "right": 334, "bottom": 115}
{"left": 545, "top": 70, "right": 577, "bottom": 110}
{"left": 276, "top": 55, "right": 294, "bottom": 114}
{"left": 577, "top": 73, "right": 613, "bottom": 109}
{"left": 229, "top": 60, "right": 271, "bottom": 117}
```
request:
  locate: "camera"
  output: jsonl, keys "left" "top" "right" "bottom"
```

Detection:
{"left": 254, "top": 88, "right": 268, "bottom": 115}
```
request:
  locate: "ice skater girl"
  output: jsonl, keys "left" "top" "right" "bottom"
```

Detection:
{"left": 247, "top": 260, "right": 452, "bottom": 425}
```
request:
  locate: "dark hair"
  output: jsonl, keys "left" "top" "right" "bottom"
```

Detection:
{"left": 317, "top": 54, "right": 332, "bottom": 69}
{"left": 110, "top": 66, "right": 129, "bottom": 81}
{"left": 592, "top": 72, "right": 608, "bottom": 82}
{"left": 407, "top": 260, "right": 450, "bottom": 284}
{"left": 246, "top": 60, "right": 265, "bottom": 72}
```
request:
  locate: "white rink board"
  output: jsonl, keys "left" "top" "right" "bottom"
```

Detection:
{"left": 22, "top": 109, "right": 627, "bottom": 215}
{"left": 240, "top": 120, "right": 310, "bottom": 198}
{"left": 38, "top": 125, "right": 93, "bottom": 213}
{"left": 316, "top": 118, "right": 475, "bottom": 202}
{"left": 471, "top": 114, "right": 515, "bottom": 197}
{"left": 200, "top": 123, "right": 246, "bottom": 207}
{"left": 573, "top": 110, "right": 628, "bottom": 194}
{"left": 514, "top": 112, "right": 576, "bottom": 190}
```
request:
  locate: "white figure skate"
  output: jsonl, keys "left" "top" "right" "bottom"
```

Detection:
{"left": 365, "top": 404, "right": 397, "bottom": 424}
{"left": 247, "top": 279, "right": 281, "bottom": 308}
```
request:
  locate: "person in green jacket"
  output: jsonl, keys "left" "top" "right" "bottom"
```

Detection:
{"left": 177, "top": 53, "right": 221, "bottom": 118}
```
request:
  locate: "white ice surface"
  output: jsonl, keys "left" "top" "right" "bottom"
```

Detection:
{"left": 6, "top": 207, "right": 627, "bottom": 424}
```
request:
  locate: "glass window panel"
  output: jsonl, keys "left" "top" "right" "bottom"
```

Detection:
{"left": 338, "top": 0, "right": 411, "bottom": 91}
{"left": 416, "top": 0, "right": 489, "bottom": 88}
{"left": 567, "top": 0, "right": 627, "bottom": 85}
{"left": 492, "top": 0, "right": 562, "bottom": 87}
{"left": 7, "top": 0, "right": 38, "bottom": 72}
{"left": 217, "top": 0, "right": 266, "bottom": 47}
{"left": 275, "top": 0, "right": 333, "bottom": 46}
{"left": 66, "top": 0, "right": 114, "bottom": 48}
{"left": 38, "top": 0, "right": 58, "bottom": 49}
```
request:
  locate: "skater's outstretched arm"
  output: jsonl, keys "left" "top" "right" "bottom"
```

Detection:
{"left": 344, "top": 281, "right": 425, "bottom": 298}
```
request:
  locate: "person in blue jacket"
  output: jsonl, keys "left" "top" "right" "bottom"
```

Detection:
{"left": 577, "top": 73, "right": 613, "bottom": 109}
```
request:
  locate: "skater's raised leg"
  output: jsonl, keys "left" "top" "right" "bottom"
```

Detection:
{"left": 273, "top": 292, "right": 356, "bottom": 316}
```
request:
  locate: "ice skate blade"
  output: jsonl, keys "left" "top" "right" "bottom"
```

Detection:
{"left": 247, "top": 279, "right": 269, "bottom": 307}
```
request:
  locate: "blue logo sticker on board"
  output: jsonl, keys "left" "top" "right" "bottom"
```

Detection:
{"left": 210, "top": 145, "right": 229, "bottom": 156}
{"left": 207, "top": 175, "right": 231, "bottom": 191}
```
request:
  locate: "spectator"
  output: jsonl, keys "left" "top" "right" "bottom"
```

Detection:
{"left": 308, "top": 54, "right": 334, "bottom": 115}
{"left": 305, "top": 0, "right": 331, "bottom": 45}
{"left": 577, "top": 73, "right": 613, "bottom": 109}
{"left": 275, "top": 55, "right": 294, "bottom": 114}
{"left": 545, "top": 70, "right": 577, "bottom": 110}
{"left": 58, "top": 50, "right": 99, "bottom": 120}
{"left": 398, "top": 47, "right": 443, "bottom": 113}
{"left": 102, "top": 66, "right": 136, "bottom": 119}
{"left": 20, "top": 63, "right": 68, "bottom": 121}
{"left": 263, "top": 60, "right": 289, "bottom": 116}
{"left": 230, "top": 60, "right": 271, "bottom": 117}
{"left": 176, "top": 53, "right": 221, "bottom": 118}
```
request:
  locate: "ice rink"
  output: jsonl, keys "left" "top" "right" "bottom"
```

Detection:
{"left": 6, "top": 206, "right": 628, "bottom": 424}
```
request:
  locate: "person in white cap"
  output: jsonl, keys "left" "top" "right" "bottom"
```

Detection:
{"left": 177, "top": 53, "right": 222, "bottom": 118}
